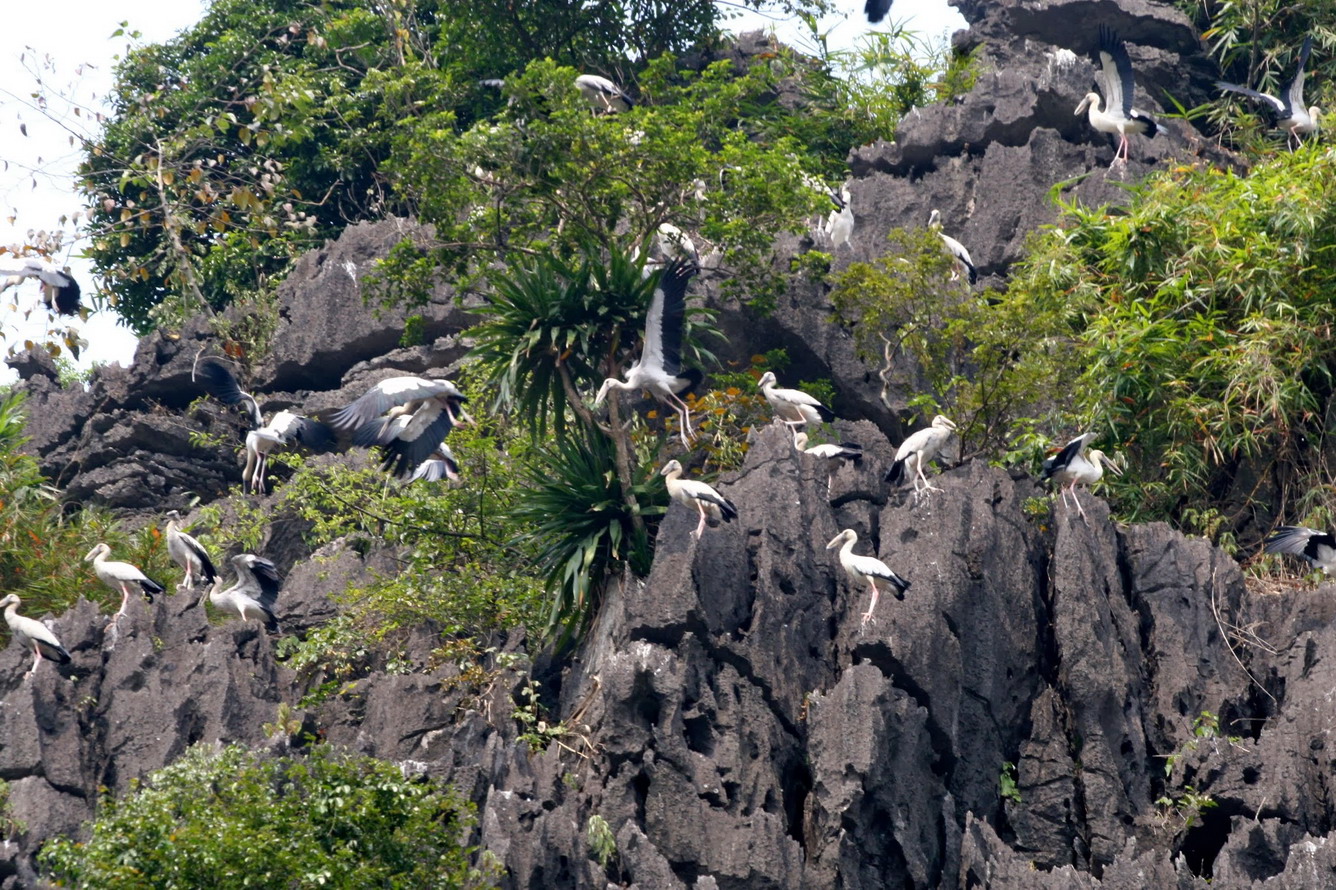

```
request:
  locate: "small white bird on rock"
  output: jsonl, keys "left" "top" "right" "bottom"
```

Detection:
{"left": 661, "top": 459, "right": 738, "bottom": 540}
{"left": 826, "top": 528, "right": 910, "bottom": 629}
{"left": 794, "top": 432, "right": 863, "bottom": 496}
{"left": 1075, "top": 26, "right": 1159, "bottom": 166}
{"left": 1, "top": 594, "right": 72, "bottom": 678}
{"left": 758, "top": 372, "right": 835, "bottom": 435}
{"left": 1041, "top": 432, "right": 1122, "bottom": 520}
{"left": 209, "top": 554, "right": 283, "bottom": 634}
{"left": 885, "top": 415, "right": 957, "bottom": 500}
{"left": 164, "top": 510, "right": 218, "bottom": 591}
{"left": 85, "top": 543, "right": 165, "bottom": 626}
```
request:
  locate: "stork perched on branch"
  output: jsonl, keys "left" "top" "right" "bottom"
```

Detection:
{"left": 1041, "top": 432, "right": 1122, "bottom": 520}
{"left": 826, "top": 528, "right": 910, "bottom": 629}
{"left": 1216, "top": 35, "right": 1320, "bottom": 150}
{"left": 164, "top": 510, "right": 217, "bottom": 591}
{"left": 196, "top": 360, "right": 333, "bottom": 494}
{"left": 596, "top": 260, "right": 702, "bottom": 446}
{"left": 661, "top": 459, "right": 737, "bottom": 540}
{"left": 0, "top": 255, "right": 82, "bottom": 316}
{"left": 1076, "top": 27, "right": 1159, "bottom": 165}
{"left": 1, "top": 594, "right": 71, "bottom": 678}
{"left": 332, "top": 376, "right": 470, "bottom": 480}
{"left": 209, "top": 554, "right": 283, "bottom": 634}
{"left": 85, "top": 543, "right": 164, "bottom": 626}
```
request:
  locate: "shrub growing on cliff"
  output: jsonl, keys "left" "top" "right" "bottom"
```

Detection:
{"left": 40, "top": 743, "right": 489, "bottom": 889}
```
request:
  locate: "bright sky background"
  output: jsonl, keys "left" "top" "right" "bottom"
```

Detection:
{"left": 0, "top": 0, "right": 964, "bottom": 382}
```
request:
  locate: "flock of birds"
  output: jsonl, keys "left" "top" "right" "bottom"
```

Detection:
{"left": 3, "top": 22, "right": 1330, "bottom": 673}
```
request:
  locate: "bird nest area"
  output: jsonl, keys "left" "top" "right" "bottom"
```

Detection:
{"left": 1242, "top": 573, "right": 1321, "bottom": 598}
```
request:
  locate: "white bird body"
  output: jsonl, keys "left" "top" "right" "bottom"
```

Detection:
{"left": 575, "top": 74, "right": 633, "bottom": 113}
{"left": 85, "top": 542, "right": 165, "bottom": 623}
{"left": 209, "top": 555, "right": 282, "bottom": 633}
{"left": 1217, "top": 36, "right": 1320, "bottom": 149}
{"left": 164, "top": 511, "right": 218, "bottom": 591}
{"left": 826, "top": 186, "right": 854, "bottom": 250}
{"left": 0, "top": 255, "right": 82, "bottom": 315}
{"left": 596, "top": 260, "right": 702, "bottom": 446}
{"left": 1264, "top": 526, "right": 1336, "bottom": 575}
{"left": 329, "top": 376, "right": 466, "bottom": 431}
{"left": 794, "top": 432, "right": 863, "bottom": 496}
{"left": 197, "top": 361, "right": 333, "bottom": 494}
{"left": 928, "top": 209, "right": 976, "bottom": 285}
{"left": 1042, "top": 433, "right": 1122, "bottom": 519}
{"left": 409, "top": 442, "right": 461, "bottom": 483}
{"left": 885, "top": 415, "right": 957, "bottom": 498}
{"left": 757, "top": 371, "right": 836, "bottom": 432}
{"left": 1075, "top": 27, "right": 1159, "bottom": 165}
{"left": 661, "top": 459, "right": 738, "bottom": 540}
{"left": 1, "top": 594, "right": 71, "bottom": 677}
{"left": 826, "top": 528, "right": 910, "bottom": 628}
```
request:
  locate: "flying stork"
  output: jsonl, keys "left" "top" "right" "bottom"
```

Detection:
{"left": 331, "top": 375, "right": 470, "bottom": 479}
{"left": 0, "top": 255, "right": 82, "bottom": 316}
{"left": 575, "top": 74, "right": 634, "bottom": 113}
{"left": 1217, "top": 35, "right": 1320, "bottom": 150}
{"left": 164, "top": 510, "right": 218, "bottom": 591}
{"left": 1075, "top": 27, "right": 1159, "bottom": 165}
{"left": 1263, "top": 526, "right": 1336, "bottom": 576}
{"left": 757, "top": 372, "right": 836, "bottom": 436}
{"left": 85, "top": 542, "right": 165, "bottom": 625}
{"left": 196, "top": 360, "right": 334, "bottom": 494}
{"left": 885, "top": 415, "right": 957, "bottom": 499}
{"left": 1041, "top": 432, "right": 1122, "bottom": 519}
{"left": 928, "top": 209, "right": 976, "bottom": 285}
{"left": 1, "top": 594, "right": 72, "bottom": 678}
{"left": 661, "top": 459, "right": 738, "bottom": 540}
{"left": 793, "top": 431, "right": 863, "bottom": 496}
{"left": 866, "top": 0, "right": 893, "bottom": 24}
{"left": 408, "top": 442, "right": 461, "bottom": 484}
{"left": 209, "top": 554, "right": 283, "bottom": 634}
{"left": 595, "top": 259, "right": 703, "bottom": 447}
{"left": 826, "top": 528, "right": 910, "bottom": 628}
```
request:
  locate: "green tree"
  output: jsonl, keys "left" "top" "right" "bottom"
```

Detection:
{"left": 40, "top": 743, "right": 488, "bottom": 889}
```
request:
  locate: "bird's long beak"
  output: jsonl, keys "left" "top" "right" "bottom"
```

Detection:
{"left": 1101, "top": 454, "right": 1124, "bottom": 476}
{"left": 1074, "top": 96, "right": 1091, "bottom": 116}
{"left": 825, "top": 534, "right": 844, "bottom": 550}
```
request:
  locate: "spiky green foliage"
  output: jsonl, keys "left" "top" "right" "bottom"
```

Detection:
{"left": 39, "top": 743, "right": 488, "bottom": 889}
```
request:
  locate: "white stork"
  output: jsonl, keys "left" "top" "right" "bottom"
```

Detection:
{"left": 793, "top": 431, "right": 863, "bottom": 496}
{"left": 826, "top": 528, "right": 910, "bottom": 628}
{"left": 209, "top": 554, "right": 282, "bottom": 634}
{"left": 85, "top": 542, "right": 165, "bottom": 624}
{"left": 329, "top": 375, "right": 469, "bottom": 479}
{"left": 757, "top": 372, "right": 836, "bottom": 436}
{"left": 595, "top": 259, "right": 703, "bottom": 447}
{"left": 641, "top": 223, "right": 699, "bottom": 273}
{"left": 1, "top": 594, "right": 72, "bottom": 678}
{"left": 826, "top": 184, "right": 854, "bottom": 250}
{"left": 885, "top": 415, "right": 957, "bottom": 498}
{"left": 1041, "top": 432, "right": 1122, "bottom": 519}
{"left": 1263, "top": 526, "right": 1336, "bottom": 576}
{"left": 1075, "top": 27, "right": 1159, "bottom": 166}
{"left": 164, "top": 510, "right": 218, "bottom": 591}
{"left": 928, "top": 209, "right": 976, "bottom": 285}
{"left": 196, "top": 360, "right": 334, "bottom": 494}
{"left": 575, "top": 74, "right": 634, "bottom": 113}
{"left": 661, "top": 459, "right": 738, "bottom": 540}
{"left": 865, "top": 0, "right": 893, "bottom": 24}
{"left": 408, "top": 442, "right": 461, "bottom": 484}
{"left": 0, "top": 255, "right": 82, "bottom": 316}
{"left": 1217, "top": 35, "right": 1320, "bottom": 150}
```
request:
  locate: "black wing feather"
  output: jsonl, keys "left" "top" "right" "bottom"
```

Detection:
{"left": 382, "top": 411, "right": 455, "bottom": 480}
{"left": 48, "top": 277, "right": 81, "bottom": 316}
{"left": 656, "top": 259, "right": 696, "bottom": 376}
{"left": 865, "top": 0, "right": 892, "bottom": 23}
{"left": 197, "top": 361, "right": 261, "bottom": 425}
{"left": 1099, "top": 26, "right": 1137, "bottom": 118}
{"left": 36, "top": 638, "right": 72, "bottom": 665}
{"left": 185, "top": 537, "right": 218, "bottom": 584}
{"left": 1042, "top": 434, "right": 1089, "bottom": 479}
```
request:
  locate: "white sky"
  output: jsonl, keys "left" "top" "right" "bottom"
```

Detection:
{"left": 0, "top": 0, "right": 964, "bottom": 382}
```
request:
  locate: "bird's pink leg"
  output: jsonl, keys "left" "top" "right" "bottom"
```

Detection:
{"left": 915, "top": 456, "right": 942, "bottom": 495}
{"left": 693, "top": 502, "right": 708, "bottom": 540}
{"left": 28, "top": 643, "right": 41, "bottom": 678}
{"left": 860, "top": 580, "right": 881, "bottom": 628}
{"left": 667, "top": 393, "right": 694, "bottom": 442}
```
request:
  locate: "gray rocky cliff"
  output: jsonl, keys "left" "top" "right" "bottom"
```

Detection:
{"left": 3, "top": 0, "right": 1331, "bottom": 887}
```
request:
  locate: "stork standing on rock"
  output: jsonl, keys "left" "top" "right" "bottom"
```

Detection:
{"left": 196, "top": 360, "right": 334, "bottom": 494}
{"left": 661, "top": 459, "right": 737, "bottom": 540}
{"left": 758, "top": 372, "right": 836, "bottom": 438}
{"left": 85, "top": 543, "right": 164, "bottom": 625}
{"left": 1216, "top": 35, "right": 1320, "bottom": 150}
{"left": 826, "top": 528, "right": 910, "bottom": 629}
{"left": 1263, "top": 526, "right": 1336, "bottom": 576}
{"left": 0, "top": 255, "right": 82, "bottom": 316}
{"left": 164, "top": 510, "right": 218, "bottom": 592}
{"left": 928, "top": 209, "right": 976, "bottom": 285}
{"left": 885, "top": 415, "right": 957, "bottom": 499}
{"left": 1042, "top": 432, "right": 1122, "bottom": 520}
{"left": 209, "top": 554, "right": 283, "bottom": 634}
{"left": 595, "top": 260, "right": 703, "bottom": 446}
{"left": 1, "top": 594, "right": 71, "bottom": 678}
{"left": 793, "top": 432, "right": 863, "bottom": 496}
{"left": 1075, "top": 26, "right": 1159, "bottom": 166}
